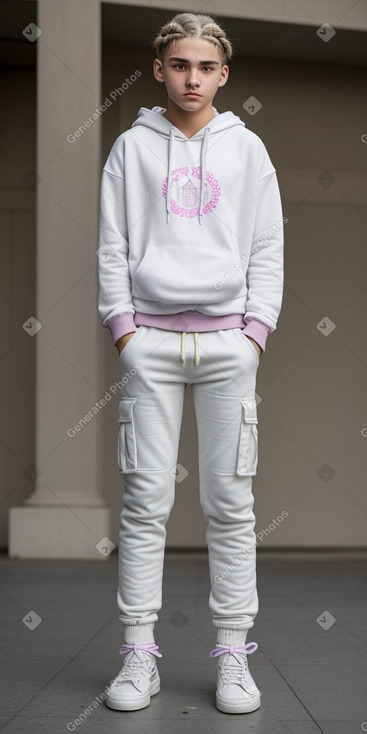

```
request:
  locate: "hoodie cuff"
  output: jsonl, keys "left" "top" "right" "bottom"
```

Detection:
{"left": 241, "top": 319, "right": 271, "bottom": 354}
{"left": 105, "top": 314, "right": 137, "bottom": 345}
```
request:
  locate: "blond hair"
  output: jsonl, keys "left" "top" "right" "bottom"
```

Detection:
{"left": 151, "top": 12, "right": 234, "bottom": 67}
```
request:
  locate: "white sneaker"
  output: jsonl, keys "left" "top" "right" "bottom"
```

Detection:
{"left": 210, "top": 642, "right": 261, "bottom": 714}
{"left": 105, "top": 642, "right": 162, "bottom": 711}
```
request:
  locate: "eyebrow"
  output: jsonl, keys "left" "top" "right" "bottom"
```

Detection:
{"left": 168, "top": 57, "right": 220, "bottom": 65}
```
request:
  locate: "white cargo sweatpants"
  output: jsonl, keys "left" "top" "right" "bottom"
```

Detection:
{"left": 116, "top": 325, "right": 260, "bottom": 634}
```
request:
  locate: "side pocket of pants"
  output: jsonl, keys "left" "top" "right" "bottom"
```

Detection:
{"left": 117, "top": 397, "right": 138, "bottom": 473}
{"left": 236, "top": 396, "right": 259, "bottom": 476}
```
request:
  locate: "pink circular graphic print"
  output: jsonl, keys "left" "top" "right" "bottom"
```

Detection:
{"left": 162, "top": 166, "right": 220, "bottom": 218}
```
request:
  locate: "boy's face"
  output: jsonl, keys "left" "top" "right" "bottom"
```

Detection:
{"left": 153, "top": 37, "right": 229, "bottom": 113}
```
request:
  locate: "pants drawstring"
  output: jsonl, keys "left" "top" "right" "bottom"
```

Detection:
{"left": 180, "top": 332, "right": 200, "bottom": 366}
{"left": 180, "top": 332, "right": 186, "bottom": 364}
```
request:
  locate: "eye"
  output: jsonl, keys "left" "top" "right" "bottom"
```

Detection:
{"left": 172, "top": 64, "right": 213, "bottom": 72}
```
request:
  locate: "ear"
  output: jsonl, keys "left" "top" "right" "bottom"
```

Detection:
{"left": 218, "top": 65, "right": 229, "bottom": 87}
{"left": 152, "top": 58, "right": 165, "bottom": 83}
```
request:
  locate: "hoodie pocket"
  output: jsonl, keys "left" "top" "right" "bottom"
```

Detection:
{"left": 132, "top": 245, "right": 246, "bottom": 306}
{"left": 117, "top": 397, "right": 138, "bottom": 473}
{"left": 236, "top": 396, "right": 259, "bottom": 476}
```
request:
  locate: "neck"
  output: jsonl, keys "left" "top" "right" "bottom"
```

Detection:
{"left": 163, "top": 101, "right": 216, "bottom": 138}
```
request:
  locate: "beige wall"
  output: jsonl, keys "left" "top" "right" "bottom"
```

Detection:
{"left": 100, "top": 43, "right": 367, "bottom": 548}
{"left": 1, "top": 69, "right": 36, "bottom": 546}
{"left": 2, "top": 10, "right": 367, "bottom": 550}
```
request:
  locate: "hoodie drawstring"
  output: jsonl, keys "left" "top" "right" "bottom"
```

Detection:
{"left": 166, "top": 127, "right": 174, "bottom": 224}
{"left": 180, "top": 332, "right": 200, "bottom": 366}
{"left": 166, "top": 127, "right": 210, "bottom": 226}
{"left": 198, "top": 128, "right": 209, "bottom": 225}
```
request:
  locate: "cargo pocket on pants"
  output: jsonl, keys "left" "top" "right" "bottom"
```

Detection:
{"left": 117, "top": 397, "right": 138, "bottom": 473}
{"left": 236, "top": 396, "right": 259, "bottom": 476}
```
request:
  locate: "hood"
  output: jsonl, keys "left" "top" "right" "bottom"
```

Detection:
{"left": 131, "top": 105, "right": 246, "bottom": 225}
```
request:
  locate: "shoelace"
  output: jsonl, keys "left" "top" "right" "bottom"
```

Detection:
{"left": 119, "top": 642, "right": 162, "bottom": 659}
{"left": 113, "top": 643, "right": 162, "bottom": 688}
{"left": 209, "top": 642, "right": 258, "bottom": 658}
{"left": 210, "top": 643, "right": 258, "bottom": 686}
{"left": 209, "top": 642, "right": 258, "bottom": 688}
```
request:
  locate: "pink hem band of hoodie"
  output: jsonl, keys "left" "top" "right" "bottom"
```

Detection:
{"left": 105, "top": 311, "right": 271, "bottom": 353}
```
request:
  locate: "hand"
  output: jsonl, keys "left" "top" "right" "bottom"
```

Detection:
{"left": 245, "top": 335, "right": 262, "bottom": 358}
{"left": 116, "top": 332, "right": 136, "bottom": 357}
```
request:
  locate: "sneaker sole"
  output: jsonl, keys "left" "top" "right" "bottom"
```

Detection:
{"left": 215, "top": 692, "right": 261, "bottom": 714}
{"left": 105, "top": 675, "right": 160, "bottom": 712}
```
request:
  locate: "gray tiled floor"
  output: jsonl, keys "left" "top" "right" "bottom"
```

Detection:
{"left": 0, "top": 550, "right": 366, "bottom": 733}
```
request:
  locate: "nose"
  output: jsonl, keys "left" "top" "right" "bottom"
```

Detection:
{"left": 187, "top": 70, "right": 200, "bottom": 87}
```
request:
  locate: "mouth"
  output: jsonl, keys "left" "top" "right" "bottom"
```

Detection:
{"left": 184, "top": 93, "right": 201, "bottom": 97}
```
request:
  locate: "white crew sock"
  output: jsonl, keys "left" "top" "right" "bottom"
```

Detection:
{"left": 215, "top": 627, "right": 249, "bottom": 646}
{"left": 123, "top": 622, "right": 156, "bottom": 644}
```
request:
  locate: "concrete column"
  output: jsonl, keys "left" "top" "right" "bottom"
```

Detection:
{"left": 9, "top": 0, "right": 110, "bottom": 559}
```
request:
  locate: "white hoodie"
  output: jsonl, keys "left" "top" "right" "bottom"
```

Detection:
{"left": 98, "top": 105, "right": 284, "bottom": 350}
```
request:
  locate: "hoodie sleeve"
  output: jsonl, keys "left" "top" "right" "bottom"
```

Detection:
{"left": 240, "top": 319, "right": 271, "bottom": 354}
{"left": 97, "top": 164, "right": 137, "bottom": 345}
{"left": 242, "top": 140, "right": 284, "bottom": 350}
